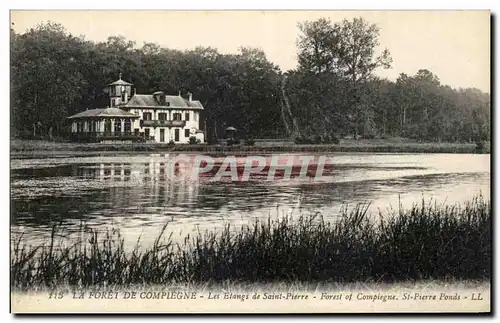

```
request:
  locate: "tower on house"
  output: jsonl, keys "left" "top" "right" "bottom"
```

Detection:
{"left": 107, "top": 73, "right": 133, "bottom": 107}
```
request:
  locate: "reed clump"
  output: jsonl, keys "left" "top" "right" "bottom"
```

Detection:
{"left": 11, "top": 196, "right": 490, "bottom": 290}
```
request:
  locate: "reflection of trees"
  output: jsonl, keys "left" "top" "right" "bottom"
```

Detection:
{"left": 13, "top": 157, "right": 330, "bottom": 230}
{"left": 12, "top": 159, "right": 203, "bottom": 228}
{"left": 11, "top": 191, "right": 106, "bottom": 227}
{"left": 10, "top": 158, "right": 338, "bottom": 230}
{"left": 75, "top": 160, "right": 292, "bottom": 213}
{"left": 196, "top": 181, "right": 291, "bottom": 213}
{"left": 12, "top": 165, "right": 79, "bottom": 179}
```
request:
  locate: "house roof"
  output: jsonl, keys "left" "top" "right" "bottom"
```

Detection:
{"left": 123, "top": 94, "right": 204, "bottom": 110}
{"left": 67, "top": 108, "right": 139, "bottom": 119}
{"left": 108, "top": 79, "right": 133, "bottom": 86}
{"left": 190, "top": 100, "right": 203, "bottom": 108}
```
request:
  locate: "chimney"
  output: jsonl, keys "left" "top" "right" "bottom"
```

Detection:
{"left": 188, "top": 92, "right": 192, "bottom": 103}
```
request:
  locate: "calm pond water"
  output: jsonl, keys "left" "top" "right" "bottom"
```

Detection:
{"left": 11, "top": 153, "right": 490, "bottom": 249}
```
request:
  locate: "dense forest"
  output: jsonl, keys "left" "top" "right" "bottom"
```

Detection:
{"left": 10, "top": 17, "right": 490, "bottom": 143}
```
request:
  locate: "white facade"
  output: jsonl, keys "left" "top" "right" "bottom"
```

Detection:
{"left": 126, "top": 106, "right": 204, "bottom": 144}
{"left": 111, "top": 76, "right": 205, "bottom": 143}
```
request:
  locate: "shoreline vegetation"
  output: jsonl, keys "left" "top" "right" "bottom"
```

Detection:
{"left": 10, "top": 139, "right": 490, "bottom": 155}
{"left": 11, "top": 196, "right": 491, "bottom": 290}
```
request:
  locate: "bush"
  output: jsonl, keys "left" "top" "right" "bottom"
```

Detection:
{"left": 227, "top": 138, "right": 240, "bottom": 146}
{"left": 295, "top": 135, "right": 339, "bottom": 145}
{"left": 328, "top": 134, "right": 340, "bottom": 144}
{"left": 475, "top": 140, "right": 485, "bottom": 152}
{"left": 295, "top": 136, "right": 315, "bottom": 144}
{"left": 245, "top": 138, "right": 255, "bottom": 146}
{"left": 189, "top": 136, "right": 201, "bottom": 145}
{"left": 167, "top": 140, "right": 175, "bottom": 147}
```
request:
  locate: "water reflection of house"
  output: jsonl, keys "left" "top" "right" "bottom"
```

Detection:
{"left": 68, "top": 74, "right": 205, "bottom": 143}
{"left": 77, "top": 160, "right": 200, "bottom": 205}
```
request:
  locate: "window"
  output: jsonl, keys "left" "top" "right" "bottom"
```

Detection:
{"left": 143, "top": 112, "right": 152, "bottom": 120}
{"left": 173, "top": 113, "right": 182, "bottom": 121}
{"left": 114, "top": 119, "right": 122, "bottom": 133}
{"left": 104, "top": 120, "right": 111, "bottom": 133}
{"left": 174, "top": 129, "right": 180, "bottom": 141}
{"left": 185, "top": 129, "right": 190, "bottom": 138}
{"left": 185, "top": 112, "right": 190, "bottom": 121}
{"left": 124, "top": 119, "right": 131, "bottom": 133}
{"left": 158, "top": 113, "right": 167, "bottom": 121}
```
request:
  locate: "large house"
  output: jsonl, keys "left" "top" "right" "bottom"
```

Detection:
{"left": 68, "top": 74, "right": 205, "bottom": 143}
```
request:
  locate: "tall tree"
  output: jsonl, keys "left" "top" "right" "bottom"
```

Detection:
{"left": 11, "top": 22, "right": 86, "bottom": 137}
{"left": 295, "top": 17, "right": 392, "bottom": 138}
{"left": 335, "top": 18, "right": 392, "bottom": 137}
{"left": 296, "top": 18, "right": 339, "bottom": 74}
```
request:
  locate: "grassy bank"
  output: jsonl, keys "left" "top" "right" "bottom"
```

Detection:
{"left": 10, "top": 139, "right": 490, "bottom": 155}
{"left": 11, "top": 196, "right": 491, "bottom": 290}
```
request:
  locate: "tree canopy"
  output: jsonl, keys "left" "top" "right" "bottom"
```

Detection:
{"left": 289, "top": 17, "right": 489, "bottom": 142}
{"left": 10, "top": 18, "right": 490, "bottom": 143}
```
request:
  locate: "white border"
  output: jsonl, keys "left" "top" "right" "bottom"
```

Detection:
{"left": 4, "top": 1, "right": 500, "bottom": 10}
{"left": 2, "top": 1, "right": 498, "bottom": 322}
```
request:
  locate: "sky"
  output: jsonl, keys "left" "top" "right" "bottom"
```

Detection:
{"left": 10, "top": 10, "right": 491, "bottom": 92}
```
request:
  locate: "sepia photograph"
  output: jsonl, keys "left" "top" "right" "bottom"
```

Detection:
{"left": 9, "top": 10, "right": 491, "bottom": 314}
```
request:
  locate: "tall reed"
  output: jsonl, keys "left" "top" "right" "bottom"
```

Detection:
{"left": 11, "top": 196, "right": 491, "bottom": 290}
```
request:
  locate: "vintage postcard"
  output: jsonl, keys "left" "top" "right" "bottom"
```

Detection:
{"left": 10, "top": 10, "right": 491, "bottom": 314}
